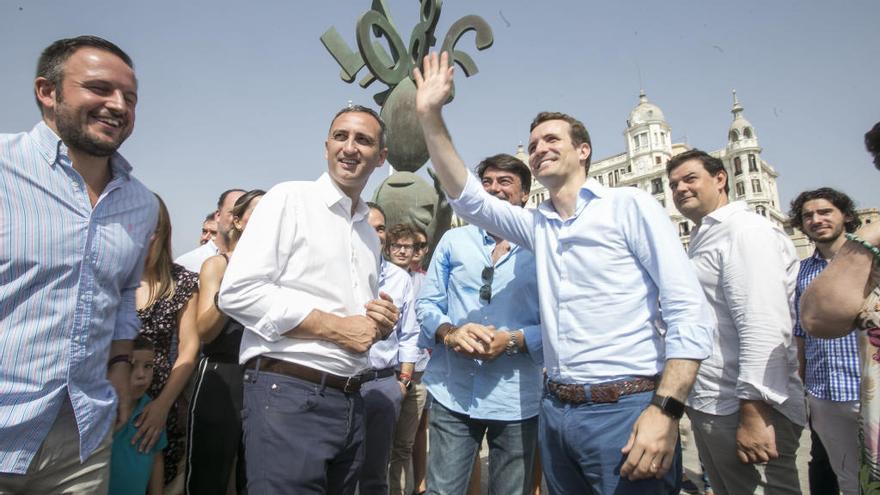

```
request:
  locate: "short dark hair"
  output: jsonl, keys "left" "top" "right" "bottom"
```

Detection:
{"left": 475, "top": 153, "right": 533, "bottom": 196}
{"left": 366, "top": 201, "right": 386, "bottom": 219}
{"left": 204, "top": 212, "right": 216, "bottom": 223}
{"left": 529, "top": 112, "right": 592, "bottom": 171}
{"left": 217, "top": 189, "right": 246, "bottom": 210}
{"left": 133, "top": 334, "right": 155, "bottom": 352}
{"left": 330, "top": 104, "right": 387, "bottom": 148}
{"left": 35, "top": 36, "right": 134, "bottom": 114}
{"left": 666, "top": 149, "right": 730, "bottom": 195}
{"left": 866, "top": 122, "right": 880, "bottom": 171}
{"left": 788, "top": 187, "right": 861, "bottom": 234}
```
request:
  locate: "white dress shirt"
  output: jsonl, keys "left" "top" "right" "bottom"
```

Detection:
{"left": 219, "top": 173, "right": 381, "bottom": 376}
{"left": 448, "top": 174, "right": 714, "bottom": 384}
{"left": 686, "top": 201, "right": 806, "bottom": 425}
{"left": 369, "top": 259, "right": 420, "bottom": 369}
{"left": 174, "top": 239, "right": 219, "bottom": 273}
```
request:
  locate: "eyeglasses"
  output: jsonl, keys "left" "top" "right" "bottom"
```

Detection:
{"left": 390, "top": 243, "right": 415, "bottom": 253}
{"left": 480, "top": 266, "right": 494, "bottom": 303}
{"left": 414, "top": 242, "right": 428, "bottom": 251}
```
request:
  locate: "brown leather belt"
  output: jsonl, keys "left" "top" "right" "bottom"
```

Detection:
{"left": 245, "top": 356, "right": 388, "bottom": 393}
{"left": 546, "top": 376, "right": 658, "bottom": 404}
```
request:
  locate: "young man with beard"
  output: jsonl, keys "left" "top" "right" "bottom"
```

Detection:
{"left": 414, "top": 52, "right": 714, "bottom": 495}
{"left": 668, "top": 149, "right": 805, "bottom": 495}
{"left": 417, "top": 153, "right": 543, "bottom": 494}
{"left": 218, "top": 105, "right": 400, "bottom": 495}
{"left": 0, "top": 36, "right": 158, "bottom": 493}
{"left": 790, "top": 188, "right": 863, "bottom": 495}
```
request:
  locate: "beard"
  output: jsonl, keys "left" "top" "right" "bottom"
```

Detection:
{"left": 54, "top": 94, "right": 130, "bottom": 157}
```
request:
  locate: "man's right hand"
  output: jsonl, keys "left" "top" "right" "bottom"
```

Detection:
{"left": 736, "top": 400, "right": 779, "bottom": 464}
{"left": 414, "top": 52, "right": 455, "bottom": 117}
{"left": 333, "top": 315, "right": 384, "bottom": 354}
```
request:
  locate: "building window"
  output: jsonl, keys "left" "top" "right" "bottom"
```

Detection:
{"left": 734, "top": 157, "right": 742, "bottom": 175}
{"left": 743, "top": 127, "right": 753, "bottom": 139}
{"left": 748, "top": 154, "right": 758, "bottom": 172}
{"left": 614, "top": 170, "right": 620, "bottom": 184}
{"left": 756, "top": 205, "right": 767, "bottom": 217}
{"left": 735, "top": 182, "right": 745, "bottom": 197}
{"left": 679, "top": 221, "right": 690, "bottom": 236}
{"left": 651, "top": 178, "right": 663, "bottom": 194}
{"left": 655, "top": 156, "right": 662, "bottom": 165}
{"left": 597, "top": 175, "right": 604, "bottom": 185}
{"left": 729, "top": 130, "right": 739, "bottom": 142}
{"left": 625, "top": 165, "right": 632, "bottom": 174}
{"left": 660, "top": 132, "right": 667, "bottom": 145}
{"left": 607, "top": 172, "right": 615, "bottom": 187}
{"left": 751, "top": 179, "right": 762, "bottom": 193}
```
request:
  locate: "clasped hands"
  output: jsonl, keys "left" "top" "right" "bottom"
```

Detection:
{"left": 443, "top": 323, "right": 511, "bottom": 360}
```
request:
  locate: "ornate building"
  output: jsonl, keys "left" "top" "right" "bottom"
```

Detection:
{"left": 521, "top": 90, "right": 785, "bottom": 250}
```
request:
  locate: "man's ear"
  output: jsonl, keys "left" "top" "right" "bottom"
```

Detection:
{"left": 34, "top": 77, "right": 57, "bottom": 115}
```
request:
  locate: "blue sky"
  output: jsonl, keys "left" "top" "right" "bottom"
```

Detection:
{"left": 2, "top": 1, "right": 877, "bottom": 255}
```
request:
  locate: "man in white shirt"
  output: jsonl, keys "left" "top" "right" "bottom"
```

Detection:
{"left": 667, "top": 149, "right": 806, "bottom": 495}
{"left": 218, "top": 105, "right": 400, "bottom": 495}
{"left": 175, "top": 189, "right": 244, "bottom": 272}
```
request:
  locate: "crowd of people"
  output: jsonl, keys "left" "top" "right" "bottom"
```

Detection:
{"left": 1, "top": 35, "right": 879, "bottom": 495}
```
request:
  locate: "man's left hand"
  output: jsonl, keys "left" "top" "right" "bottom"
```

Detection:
{"left": 477, "top": 330, "right": 509, "bottom": 360}
{"left": 620, "top": 405, "right": 678, "bottom": 480}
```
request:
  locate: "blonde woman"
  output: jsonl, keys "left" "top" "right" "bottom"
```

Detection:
{"left": 133, "top": 194, "right": 200, "bottom": 485}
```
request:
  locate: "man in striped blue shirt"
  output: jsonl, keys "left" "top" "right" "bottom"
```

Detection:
{"left": 790, "top": 187, "right": 862, "bottom": 495}
{"left": 0, "top": 36, "right": 158, "bottom": 493}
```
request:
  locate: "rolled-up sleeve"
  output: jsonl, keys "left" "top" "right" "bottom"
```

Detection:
{"left": 521, "top": 323, "right": 543, "bottom": 365}
{"left": 724, "top": 226, "right": 796, "bottom": 405}
{"left": 625, "top": 193, "right": 715, "bottom": 361}
{"left": 218, "top": 185, "right": 319, "bottom": 342}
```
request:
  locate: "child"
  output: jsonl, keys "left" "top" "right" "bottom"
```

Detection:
{"left": 109, "top": 335, "right": 168, "bottom": 495}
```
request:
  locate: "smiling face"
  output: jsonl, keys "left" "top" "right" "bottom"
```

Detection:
{"left": 38, "top": 47, "right": 137, "bottom": 157}
{"left": 669, "top": 158, "right": 729, "bottom": 224}
{"left": 387, "top": 235, "right": 415, "bottom": 269}
{"left": 480, "top": 166, "right": 529, "bottom": 207}
{"left": 800, "top": 198, "right": 849, "bottom": 245}
{"left": 527, "top": 119, "right": 590, "bottom": 188}
{"left": 325, "top": 111, "right": 387, "bottom": 199}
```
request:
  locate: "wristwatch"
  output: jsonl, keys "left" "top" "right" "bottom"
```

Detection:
{"left": 504, "top": 330, "right": 521, "bottom": 356}
{"left": 650, "top": 394, "right": 685, "bottom": 419}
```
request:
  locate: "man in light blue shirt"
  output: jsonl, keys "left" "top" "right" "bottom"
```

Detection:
{"left": 417, "top": 153, "right": 542, "bottom": 494}
{"left": 0, "top": 36, "right": 158, "bottom": 493}
{"left": 414, "top": 52, "right": 714, "bottom": 495}
{"left": 359, "top": 203, "right": 421, "bottom": 495}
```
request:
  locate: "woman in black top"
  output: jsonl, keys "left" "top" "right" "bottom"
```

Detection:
{"left": 185, "top": 189, "right": 264, "bottom": 495}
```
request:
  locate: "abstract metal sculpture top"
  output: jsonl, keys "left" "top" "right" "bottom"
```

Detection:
{"left": 321, "top": 0, "right": 493, "bottom": 172}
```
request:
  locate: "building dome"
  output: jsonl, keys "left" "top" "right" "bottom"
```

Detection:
{"left": 628, "top": 90, "right": 666, "bottom": 127}
{"left": 728, "top": 90, "right": 756, "bottom": 142}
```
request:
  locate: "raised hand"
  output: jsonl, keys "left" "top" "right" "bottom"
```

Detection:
{"left": 413, "top": 51, "right": 455, "bottom": 116}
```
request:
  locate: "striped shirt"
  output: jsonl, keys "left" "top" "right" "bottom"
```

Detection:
{"left": 0, "top": 122, "right": 158, "bottom": 474}
{"left": 793, "top": 250, "right": 861, "bottom": 401}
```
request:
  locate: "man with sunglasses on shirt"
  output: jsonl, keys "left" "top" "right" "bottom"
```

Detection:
{"left": 416, "top": 153, "right": 543, "bottom": 494}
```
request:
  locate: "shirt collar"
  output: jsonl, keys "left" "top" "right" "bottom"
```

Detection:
{"left": 535, "top": 177, "right": 601, "bottom": 221}
{"left": 702, "top": 200, "right": 747, "bottom": 225}
{"left": 316, "top": 172, "right": 369, "bottom": 221}
{"left": 29, "top": 121, "right": 133, "bottom": 181}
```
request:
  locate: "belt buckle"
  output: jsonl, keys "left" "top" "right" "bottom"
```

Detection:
{"left": 343, "top": 375, "right": 360, "bottom": 393}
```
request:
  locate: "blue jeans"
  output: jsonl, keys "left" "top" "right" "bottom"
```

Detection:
{"left": 242, "top": 367, "right": 364, "bottom": 495}
{"left": 539, "top": 390, "right": 681, "bottom": 495}
{"left": 426, "top": 399, "right": 538, "bottom": 495}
